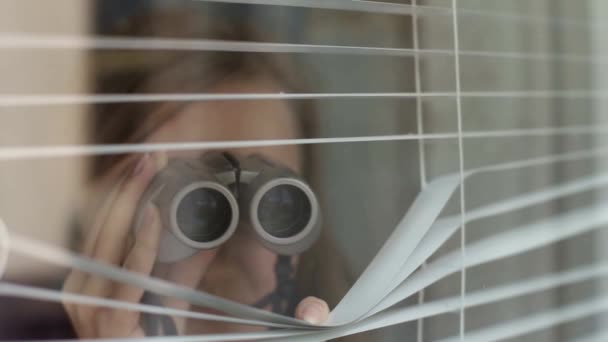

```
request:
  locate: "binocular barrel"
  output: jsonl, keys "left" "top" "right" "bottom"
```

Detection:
{"left": 133, "top": 154, "right": 320, "bottom": 263}
{"left": 241, "top": 165, "right": 321, "bottom": 256}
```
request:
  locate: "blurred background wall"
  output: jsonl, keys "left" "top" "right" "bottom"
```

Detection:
{"left": 0, "top": 0, "right": 89, "bottom": 280}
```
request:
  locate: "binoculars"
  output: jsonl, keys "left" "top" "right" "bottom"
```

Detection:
{"left": 133, "top": 152, "right": 321, "bottom": 263}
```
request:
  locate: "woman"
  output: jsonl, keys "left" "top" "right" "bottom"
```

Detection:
{"left": 62, "top": 8, "right": 354, "bottom": 338}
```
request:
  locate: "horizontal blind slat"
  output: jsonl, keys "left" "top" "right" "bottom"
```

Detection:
{"left": 269, "top": 263, "right": 608, "bottom": 342}
{"left": 438, "top": 297, "right": 608, "bottom": 342}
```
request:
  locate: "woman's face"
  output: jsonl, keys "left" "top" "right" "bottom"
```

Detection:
{"left": 148, "top": 75, "right": 302, "bottom": 170}
{"left": 136, "top": 76, "right": 303, "bottom": 333}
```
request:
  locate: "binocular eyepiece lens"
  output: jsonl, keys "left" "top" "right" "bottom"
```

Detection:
{"left": 257, "top": 184, "right": 313, "bottom": 238}
{"left": 137, "top": 156, "right": 320, "bottom": 262}
{"left": 175, "top": 187, "right": 234, "bottom": 243}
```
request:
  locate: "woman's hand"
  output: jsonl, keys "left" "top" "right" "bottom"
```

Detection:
{"left": 295, "top": 296, "right": 330, "bottom": 325}
{"left": 62, "top": 153, "right": 329, "bottom": 338}
{"left": 63, "top": 153, "right": 167, "bottom": 337}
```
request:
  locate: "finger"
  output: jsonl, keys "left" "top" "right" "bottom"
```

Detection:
{"left": 115, "top": 205, "right": 161, "bottom": 302}
{"left": 77, "top": 153, "right": 162, "bottom": 335}
{"left": 62, "top": 272, "right": 84, "bottom": 329}
{"left": 63, "top": 166, "right": 134, "bottom": 337}
{"left": 63, "top": 273, "right": 96, "bottom": 338}
{"left": 62, "top": 170, "right": 131, "bottom": 324}
{"left": 94, "top": 309, "right": 146, "bottom": 338}
{"left": 83, "top": 167, "right": 133, "bottom": 257}
{"left": 95, "top": 205, "right": 162, "bottom": 338}
{"left": 80, "top": 154, "right": 157, "bottom": 295}
{"left": 92, "top": 153, "right": 158, "bottom": 266}
{"left": 160, "top": 250, "right": 218, "bottom": 333}
{"left": 295, "top": 296, "right": 330, "bottom": 325}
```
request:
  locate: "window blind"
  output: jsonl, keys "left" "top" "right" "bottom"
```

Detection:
{"left": 0, "top": 0, "right": 606, "bottom": 341}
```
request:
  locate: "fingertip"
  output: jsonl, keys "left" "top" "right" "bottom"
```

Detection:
{"left": 130, "top": 154, "right": 151, "bottom": 178}
{"left": 296, "top": 296, "right": 330, "bottom": 325}
{"left": 127, "top": 154, "right": 157, "bottom": 192}
{"left": 152, "top": 151, "right": 168, "bottom": 171}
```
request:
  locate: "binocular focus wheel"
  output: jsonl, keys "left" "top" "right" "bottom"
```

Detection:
{"left": 169, "top": 181, "right": 240, "bottom": 250}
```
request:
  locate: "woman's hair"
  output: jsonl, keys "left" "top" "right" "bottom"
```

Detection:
{"left": 88, "top": 6, "right": 355, "bottom": 320}
{"left": 89, "top": 14, "right": 312, "bottom": 181}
